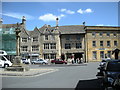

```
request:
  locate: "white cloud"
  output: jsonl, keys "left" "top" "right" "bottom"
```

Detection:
{"left": 77, "top": 9, "right": 84, "bottom": 14}
{"left": 96, "top": 24, "right": 117, "bottom": 26}
{"left": 66, "top": 10, "right": 75, "bottom": 14}
{"left": 77, "top": 8, "right": 93, "bottom": 14}
{"left": 1, "top": 12, "right": 34, "bottom": 20}
{"left": 60, "top": 8, "right": 75, "bottom": 14}
{"left": 85, "top": 8, "right": 93, "bottom": 13}
{"left": 96, "top": 24, "right": 104, "bottom": 26}
{"left": 39, "top": 13, "right": 65, "bottom": 22}
{"left": 60, "top": 9, "right": 67, "bottom": 12}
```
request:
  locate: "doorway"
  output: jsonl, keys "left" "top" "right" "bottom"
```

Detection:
{"left": 74, "top": 53, "right": 83, "bottom": 63}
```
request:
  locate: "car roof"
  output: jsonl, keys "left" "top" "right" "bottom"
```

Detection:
{"left": 102, "top": 59, "right": 120, "bottom": 62}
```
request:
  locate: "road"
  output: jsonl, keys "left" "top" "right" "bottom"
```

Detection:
{"left": 1, "top": 62, "right": 103, "bottom": 90}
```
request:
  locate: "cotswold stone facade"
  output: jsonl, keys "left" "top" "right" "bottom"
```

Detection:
{"left": 1, "top": 17, "right": 120, "bottom": 62}
{"left": 85, "top": 26, "right": 120, "bottom": 62}
{"left": 20, "top": 24, "right": 120, "bottom": 62}
{"left": 20, "top": 25, "right": 86, "bottom": 62}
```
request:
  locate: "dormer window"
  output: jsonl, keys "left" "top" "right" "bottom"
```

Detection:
{"left": 45, "top": 35, "right": 48, "bottom": 40}
{"left": 22, "top": 38, "right": 27, "bottom": 42}
{"left": 99, "top": 32, "right": 103, "bottom": 37}
{"left": 113, "top": 32, "right": 117, "bottom": 37}
{"left": 33, "top": 37, "right": 38, "bottom": 42}
{"left": 106, "top": 32, "right": 110, "bottom": 37}
{"left": 92, "top": 32, "right": 96, "bottom": 37}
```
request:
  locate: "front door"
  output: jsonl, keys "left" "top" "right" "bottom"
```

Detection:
{"left": 74, "top": 53, "right": 83, "bottom": 63}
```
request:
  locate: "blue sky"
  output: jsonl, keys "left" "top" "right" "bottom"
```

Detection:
{"left": 1, "top": 2, "right": 118, "bottom": 30}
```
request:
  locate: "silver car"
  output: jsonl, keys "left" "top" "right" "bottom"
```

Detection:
{"left": 31, "top": 59, "right": 48, "bottom": 64}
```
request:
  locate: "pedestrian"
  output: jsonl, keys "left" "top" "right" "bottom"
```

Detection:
{"left": 72, "top": 60, "right": 74, "bottom": 64}
{"left": 80, "top": 58, "right": 83, "bottom": 63}
{"left": 27, "top": 56, "right": 31, "bottom": 65}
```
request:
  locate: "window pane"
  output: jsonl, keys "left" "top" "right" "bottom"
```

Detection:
{"left": 107, "top": 41, "right": 110, "bottom": 47}
{"left": 44, "top": 54, "right": 49, "bottom": 59}
{"left": 113, "top": 33, "right": 117, "bottom": 37}
{"left": 93, "top": 51, "right": 97, "bottom": 59}
{"left": 100, "top": 51, "right": 104, "bottom": 59}
{"left": 21, "top": 46, "right": 28, "bottom": 51}
{"left": 50, "top": 43, "right": 56, "bottom": 49}
{"left": 76, "top": 43, "right": 82, "bottom": 49}
{"left": 50, "top": 54, "right": 56, "bottom": 59}
{"left": 32, "top": 45, "right": 39, "bottom": 51}
{"left": 107, "top": 51, "right": 111, "bottom": 58}
{"left": 107, "top": 32, "right": 110, "bottom": 37}
{"left": 92, "top": 32, "right": 96, "bottom": 37}
{"left": 114, "top": 41, "right": 117, "bottom": 46}
{"left": 22, "top": 38, "right": 27, "bottom": 42}
{"left": 65, "top": 43, "right": 71, "bottom": 49}
{"left": 45, "top": 35, "right": 48, "bottom": 40}
{"left": 44, "top": 43, "right": 49, "bottom": 49}
{"left": 92, "top": 41, "right": 96, "bottom": 47}
{"left": 100, "top": 41, "right": 103, "bottom": 47}
{"left": 33, "top": 37, "right": 38, "bottom": 42}
{"left": 99, "top": 32, "right": 103, "bottom": 37}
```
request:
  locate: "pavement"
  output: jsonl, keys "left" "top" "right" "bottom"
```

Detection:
{"left": 0, "top": 68, "right": 58, "bottom": 77}
{"left": 0, "top": 63, "right": 87, "bottom": 77}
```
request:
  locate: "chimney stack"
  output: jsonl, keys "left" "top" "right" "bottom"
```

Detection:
{"left": 22, "top": 16, "right": 26, "bottom": 29}
{"left": 22, "top": 16, "right": 26, "bottom": 24}
{"left": 56, "top": 17, "right": 59, "bottom": 28}
{"left": 0, "top": 18, "right": 3, "bottom": 25}
{"left": 83, "top": 21, "right": 85, "bottom": 26}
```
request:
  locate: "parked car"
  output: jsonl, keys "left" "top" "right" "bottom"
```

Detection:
{"left": 101, "top": 60, "right": 120, "bottom": 89}
{"left": 31, "top": 59, "right": 48, "bottom": 64}
{"left": 96, "top": 59, "right": 114, "bottom": 79}
{"left": 99, "top": 58, "right": 112, "bottom": 67}
{"left": 22, "top": 59, "right": 30, "bottom": 64}
{"left": 0, "top": 50, "right": 12, "bottom": 68}
{"left": 51, "top": 58, "right": 67, "bottom": 64}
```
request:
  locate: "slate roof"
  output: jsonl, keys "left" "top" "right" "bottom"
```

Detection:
{"left": 58, "top": 25, "right": 85, "bottom": 34}
{"left": 0, "top": 23, "right": 22, "bottom": 28}
{"left": 85, "top": 26, "right": 120, "bottom": 31}
{"left": 38, "top": 25, "right": 85, "bottom": 34}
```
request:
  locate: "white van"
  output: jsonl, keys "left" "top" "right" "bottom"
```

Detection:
{"left": 0, "top": 50, "right": 12, "bottom": 68}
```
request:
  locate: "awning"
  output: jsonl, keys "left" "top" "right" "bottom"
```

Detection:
{"left": 21, "top": 53, "right": 40, "bottom": 56}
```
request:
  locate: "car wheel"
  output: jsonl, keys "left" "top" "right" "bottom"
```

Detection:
{"left": 32, "top": 62, "right": 35, "bottom": 64}
{"left": 4, "top": 64, "right": 9, "bottom": 68}
{"left": 42, "top": 62, "right": 46, "bottom": 65}
{"left": 52, "top": 62, "right": 55, "bottom": 64}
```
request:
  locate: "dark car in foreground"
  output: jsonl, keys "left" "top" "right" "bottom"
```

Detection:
{"left": 51, "top": 58, "right": 67, "bottom": 64}
{"left": 96, "top": 59, "right": 114, "bottom": 79}
{"left": 100, "top": 60, "right": 120, "bottom": 89}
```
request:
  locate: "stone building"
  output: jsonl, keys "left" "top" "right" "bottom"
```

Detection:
{"left": 59, "top": 25, "right": 86, "bottom": 62}
{"left": 19, "top": 18, "right": 120, "bottom": 62}
{"left": 1, "top": 17, "right": 120, "bottom": 62}
{"left": 85, "top": 26, "right": 120, "bottom": 62}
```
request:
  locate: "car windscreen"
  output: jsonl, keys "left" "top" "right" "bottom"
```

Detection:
{"left": 106, "top": 62, "right": 120, "bottom": 71}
